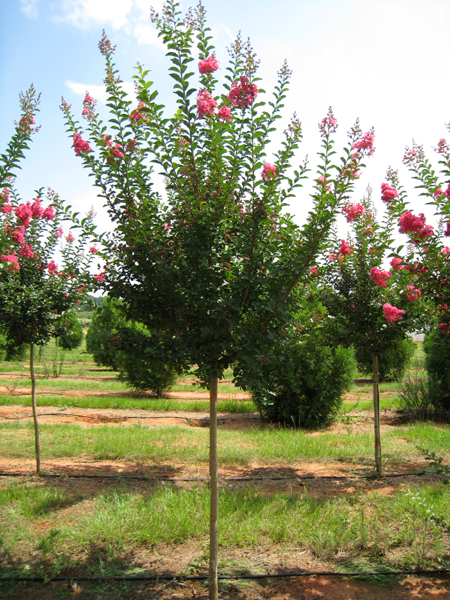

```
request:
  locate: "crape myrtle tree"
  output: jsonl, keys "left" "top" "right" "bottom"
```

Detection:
{"left": 384, "top": 132, "right": 450, "bottom": 409}
{"left": 319, "top": 187, "right": 426, "bottom": 475}
{"left": 0, "top": 86, "right": 99, "bottom": 474}
{"left": 60, "top": 2, "right": 376, "bottom": 595}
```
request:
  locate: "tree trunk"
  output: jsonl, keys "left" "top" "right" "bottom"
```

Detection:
{"left": 209, "top": 376, "right": 219, "bottom": 600}
{"left": 30, "top": 343, "right": 41, "bottom": 474}
{"left": 373, "top": 353, "right": 382, "bottom": 477}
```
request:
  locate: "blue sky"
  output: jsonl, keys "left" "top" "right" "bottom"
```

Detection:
{"left": 2, "top": 0, "right": 450, "bottom": 234}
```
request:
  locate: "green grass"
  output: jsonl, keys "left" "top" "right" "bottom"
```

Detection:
{"left": 0, "top": 421, "right": 425, "bottom": 467}
{"left": 1, "top": 479, "right": 449, "bottom": 575}
{"left": 0, "top": 394, "right": 255, "bottom": 413}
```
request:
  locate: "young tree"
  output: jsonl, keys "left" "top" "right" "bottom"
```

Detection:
{"left": 320, "top": 188, "right": 426, "bottom": 475}
{"left": 0, "top": 87, "right": 98, "bottom": 474}
{"left": 61, "top": 2, "right": 376, "bottom": 595}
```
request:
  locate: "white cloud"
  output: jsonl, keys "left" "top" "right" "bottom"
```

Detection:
{"left": 20, "top": 0, "right": 39, "bottom": 19}
{"left": 65, "top": 80, "right": 137, "bottom": 104}
{"left": 253, "top": 0, "right": 450, "bottom": 224}
{"left": 134, "top": 22, "right": 165, "bottom": 48}
{"left": 57, "top": 0, "right": 134, "bottom": 30}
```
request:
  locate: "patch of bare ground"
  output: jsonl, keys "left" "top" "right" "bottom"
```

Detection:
{"left": 2, "top": 545, "right": 450, "bottom": 600}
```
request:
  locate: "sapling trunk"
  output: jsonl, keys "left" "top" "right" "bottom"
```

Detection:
{"left": 372, "top": 353, "right": 382, "bottom": 476}
{"left": 209, "top": 375, "right": 219, "bottom": 600}
{"left": 30, "top": 343, "right": 41, "bottom": 474}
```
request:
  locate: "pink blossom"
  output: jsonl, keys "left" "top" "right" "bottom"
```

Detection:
{"left": 130, "top": 102, "right": 148, "bottom": 124}
{"left": 399, "top": 211, "right": 434, "bottom": 241}
{"left": 0, "top": 188, "right": 10, "bottom": 203}
{"left": 31, "top": 198, "right": 44, "bottom": 218}
{"left": 383, "top": 303, "right": 405, "bottom": 323}
{"left": 227, "top": 77, "right": 258, "bottom": 109}
{"left": 43, "top": 206, "right": 55, "bottom": 221}
{"left": 406, "top": 285, "right": 422, "bottom": 302}
{"left": 55, "top": 227, "right": 63, "bottom": 238}
{"left": 82, "top": 92, "right": 96, "bottom": 119}
{"left": 198, "top": 55, "right": 219, "bottom": 75}
{"left": 434, "top": 188, "right": 445, "bottom": 198}
{"left": 89, "top": 246, "right": 98, "bottom": 254}
{"left": 390, "top": 257, "right": 403, "bottom": 270}
{"left": 310, "top": 266, "right": 318, "bottom": 276}
{"left": 217, "top": 106, "right": 232, "bottom": 122}
{"left": 342, "top": 202, "right": 365, "bottom": 222}
{"left": 439, "top": 323, "right": 450, "bottom": 333}
{"left": 352, "top": 131, "right": 375, "bottom": 156}
{"left": 328, "top": 253, "right": 337, "bottom": 261}
{"left": 163, "top": 223, "right": 171, "bottom": 231}
{"left": 19, "top": 243, "right": 34, "bottom": 258}
{"left": 1, "top": 254, "right": 19, "bottom": 272}
{"left": 262, "top": 163, "right": 277, "bottom": 181}
{"left": 440, "top": 246, "right": 450, "bottom": 257}
{"left": 66, "top": 232, "right": 75, "bottom": 243}
{"left": 1, "top": 203, "right": 12, "bottom": 214}
{"left": 73, "top": 133, "right": 91, "bottom": 155}
{"left": 197, "top": 90, "right": 217, "bottom": 118}
{"left": 436, "top": 138, "right": 448, "bottom": 154}
{"left": 14, "top": 202, "right": 32, "bottom": 228}
{"left": 102, "top": 135, "right": 113, "bottom": 147}
{"left": 318, "top": 175, "right": 330, "bottom": 190}
{"left": 338, "top": 239, "right": 353, "bottom": 257}
{"left": 125, "top": 139, "right": 138, "bottom": 152}
{"left": 11, "top": 226, "right": 26, "bottom": 244}
{"left": 94, "top": 273, "right": 105, "bottom": 283}
{"left": 370, "top": 267, "right": 391, "bottom": 288}
{"left": 381, "top": 182, "right": 398, "bottom": 203}
{"left": 48, "top": 260, "right": 58, "bottom": 274}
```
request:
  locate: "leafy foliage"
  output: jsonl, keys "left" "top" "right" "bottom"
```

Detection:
{"left": 355, "top": 337, "right": 415, "bottom": 382}
{"left": 54, "top": 310, "right": 84, "bottom": 351}
{"left": 424, "top": 330, "right": 450, "bottom": 412}
{"left": 246, "top": 327, "right": 356, "bottom": 428}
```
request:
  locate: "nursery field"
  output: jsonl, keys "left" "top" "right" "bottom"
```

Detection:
{"left": 1, "top": 344, "right": 450, "bottom": 599}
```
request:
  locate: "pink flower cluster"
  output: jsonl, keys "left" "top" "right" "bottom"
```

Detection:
{"left": 381, "top": 182, "right": 398, "bottom": 203}
{"left": 217, "top": 106, "right": 232, "bottom": 122}
{"left": 317, "top": 175, "right": 330, "bottom": 190}
{"left": 321, "top": 115, "right": 338, "bottom": 127}
{"left": 390, "top": 257, "right": 403, "bottom": 270}
{"left": 66, "top": 233, "right": 75, "bottom": 243}
{"left": 370, "top": 267, "right": 391, "bottom": 287}
{"left": 352, "top": 131, "right": 375, "bottom": 156}
{"left": 82, "top": 93, "right": 96, "bottom": 119}
{"left": 439, "top": 323, "right": 450, "bottom": 333}
{"left": 48, "top": 260, "right": 58, "bottom": 274}
{"left": 310, "top": 266, "right": 318, "bottom": 277}
{"left": 262, "top": 163, "right": 277, "bottom": 181}
{"left": 436, "top": 138, "right": 448, "bottom": 154}
{"left": 227, "top": 77, "right": 258, "bottom": 109}
{"left": 0, "top": 188, "right": 9, "bottom": 203}
{"left": 399, "top": 211, "right": 434, "bottom": 241}
{"left": 197, "top": 90, "right": 217, "bottom": 118}
{"left": 342, "top": 202, "right": 365, "bottom": 222}
{"left": 94, "top": 273, "right": 105, "bottom": 283}
{"left": 198, "top": 55, "right": 219, "bottom": 75}
{"left": 1, "top": 253, "right": 19, "bottom": 272}
{"left": 73, "top": 133, "right": 91, "bottom": 155}
{"left": 406, "top": 285, "right": 421, "bottom": 302}
{"left": 55, "top": 227, "right": 63, "bottom": 238}
{"left": 130, "top": 102, "right": 148, "bottom": 124}
{"left": 18, "top": 244, "right": 34, "bottom": 258}
{"left": 383, "top": 303, "right": 405, "bottom": 323}
{"left": 338, "top": 240, "right": 353, "bottom": 257}
{"left": 11, "top": 226, "right": 25, "bottom": 244}
{"left": 89, "top": 246, "right": 98, "bottom": 254}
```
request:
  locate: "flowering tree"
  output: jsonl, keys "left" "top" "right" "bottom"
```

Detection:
{"left": 0, "top": 88, "right": 98, "bottom": 474}
{"left": 382, "top": 132, "right": 450, "bottom": 409}
{"left": 320, "top": 187, "right": 426, "bottom": 475}
{"left": 60, "top": 2, "right": 376, "bottom": 595}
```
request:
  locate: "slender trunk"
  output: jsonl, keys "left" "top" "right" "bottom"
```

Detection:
{"left": 209, "top": 376, "right": 219, "bottom": 600}
{"left": 30, "top": 343, "right": 41, "bottom": 474}
{"left": 373, "top": 353, "right": 382, "bottom": 477}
